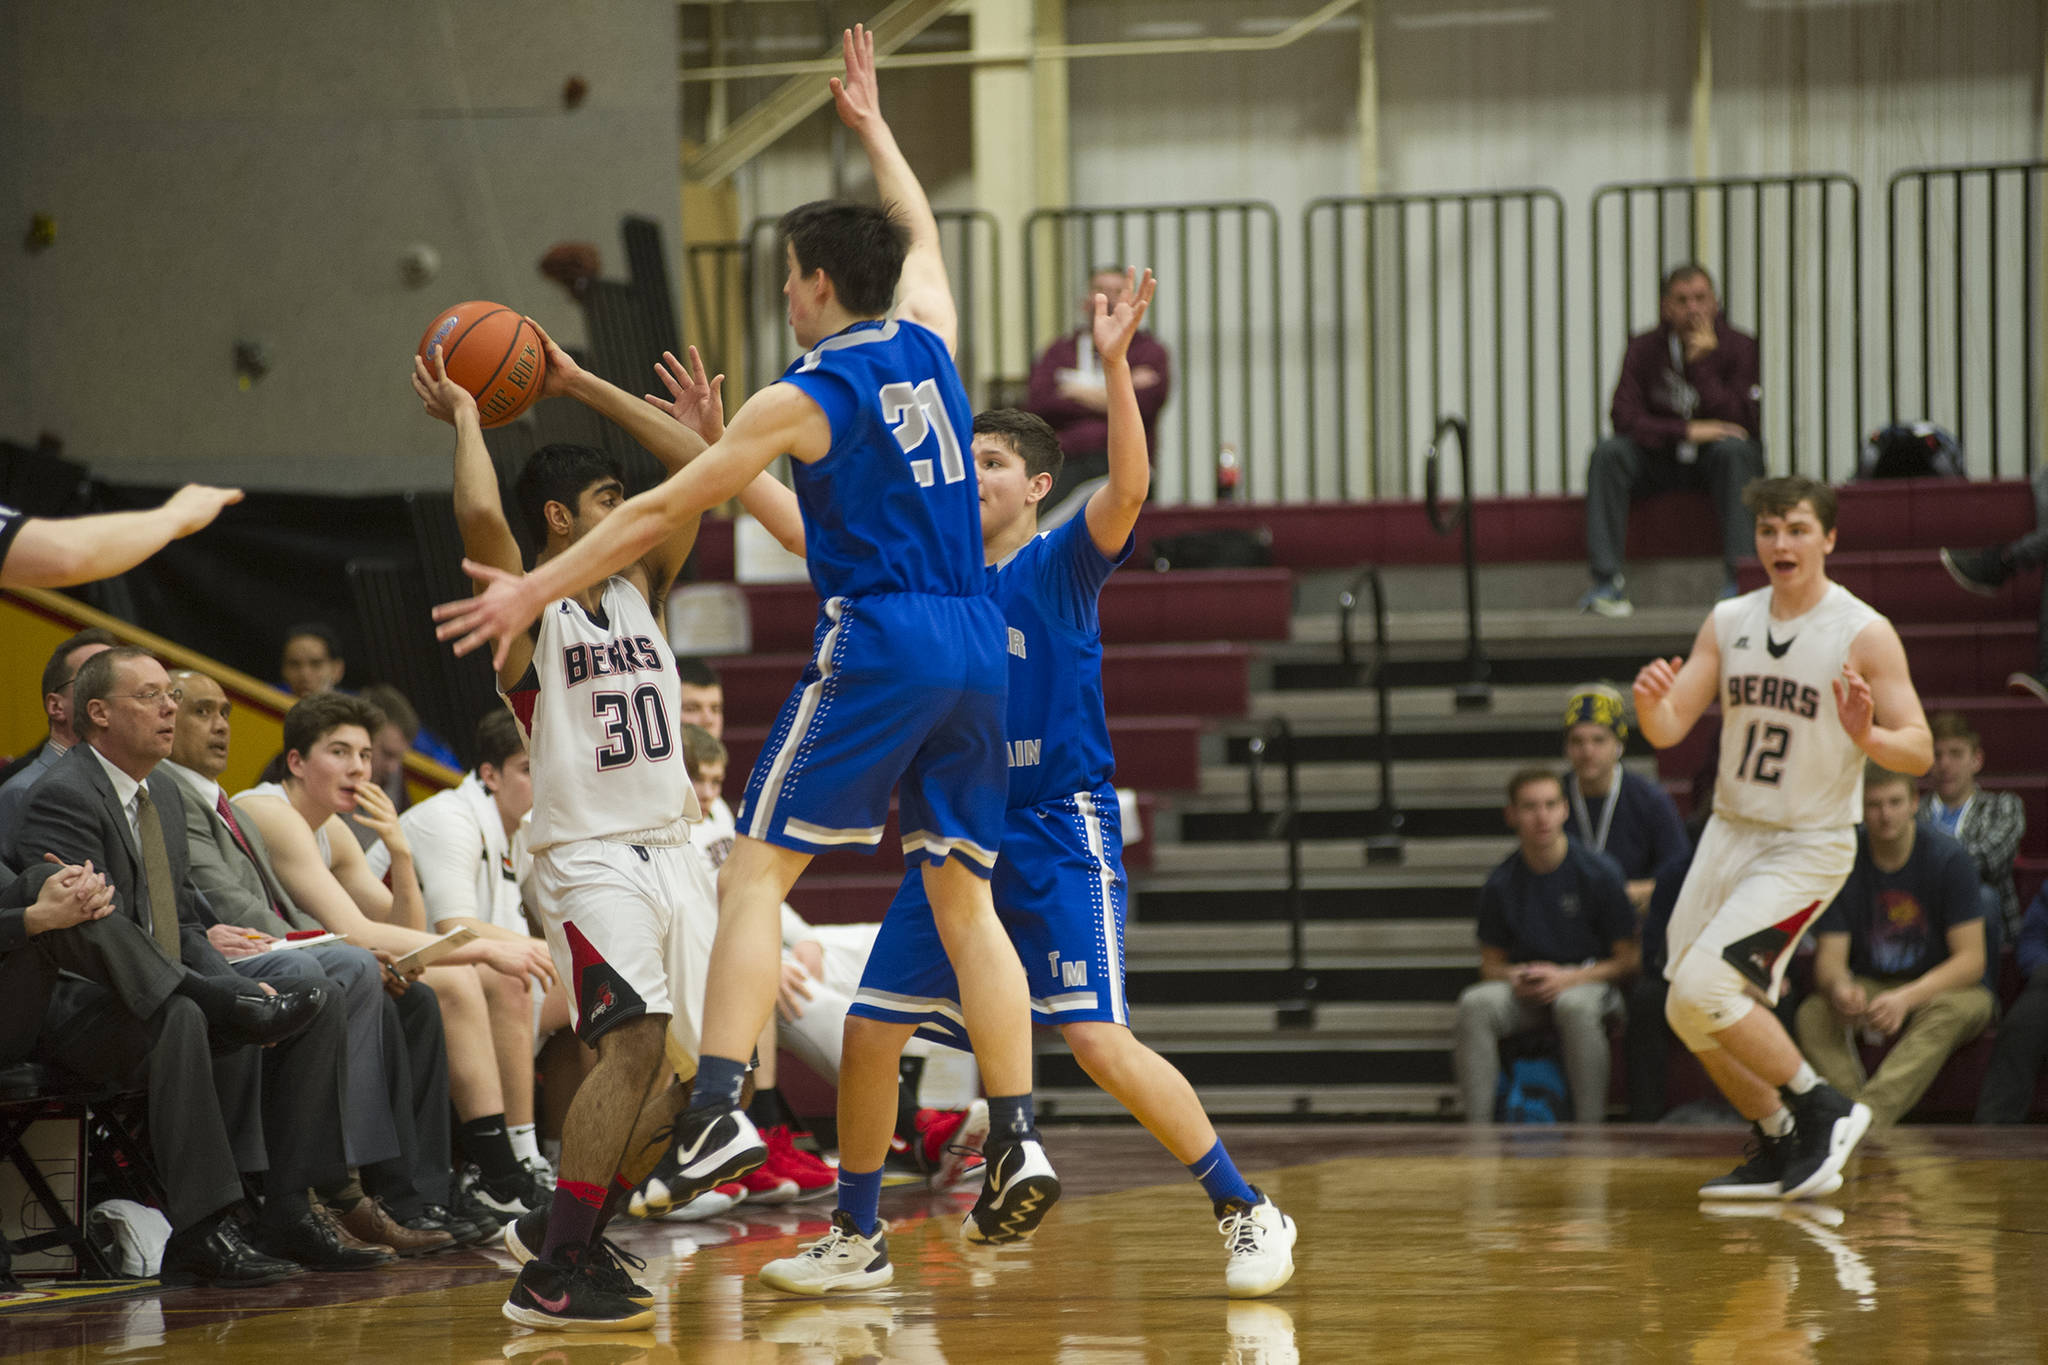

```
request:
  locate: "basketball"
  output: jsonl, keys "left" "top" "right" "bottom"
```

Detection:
{"left": 416, "top": 301, "right": 546, "bottom": 427}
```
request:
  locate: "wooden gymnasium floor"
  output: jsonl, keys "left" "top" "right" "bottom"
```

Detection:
{"left": 7, "top": 1124, "right": 2048, "bottom": 1362}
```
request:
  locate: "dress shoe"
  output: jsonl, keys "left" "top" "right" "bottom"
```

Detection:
{"left": 250, "top": 1207, "right": 395, "bottom": 1271}
{"left": 161, "top": 1216, "right": 302, "bottom": 1287}
{"left": 210, "top": 988, "right": 323, "bottom": 1051}
{"left": 403, "top": 1203, "right": 492, "bottom": 1248}
{"left": 339, "top": 1196, "right": 453, "bottom": 1257}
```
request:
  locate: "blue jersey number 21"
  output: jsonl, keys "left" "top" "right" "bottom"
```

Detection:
{"left": 880, "top": 379, "right": 966, "bottom": 487}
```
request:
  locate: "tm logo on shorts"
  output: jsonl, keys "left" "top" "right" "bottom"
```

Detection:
{"left": 1047, "top": 952, "right": 1088, "bottom": 987}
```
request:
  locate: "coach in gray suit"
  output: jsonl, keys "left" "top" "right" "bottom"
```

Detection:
{"left": 164, "top": 669, "right": 462, "bottom": 1247}
{"left": 8, "top": 646, "right": 385, "bottom": 1275}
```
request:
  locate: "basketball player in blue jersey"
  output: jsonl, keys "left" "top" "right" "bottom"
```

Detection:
{"left": 658, "top": 273, "right": 1294, "bottom": 1296}
{"left": 434, "top": 26, "right": 1057, "bottom": 1237}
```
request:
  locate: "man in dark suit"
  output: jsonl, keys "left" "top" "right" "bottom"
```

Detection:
{"left": 8, "top": 646, "right": 386, "bottom": 1278}
{"left": 166, "top": 668, "right": 468, "bottom": 1254}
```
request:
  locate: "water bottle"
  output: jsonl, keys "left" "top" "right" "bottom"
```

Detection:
{"left": 1215, "top": 444, "right": 1241, "bottom": 503}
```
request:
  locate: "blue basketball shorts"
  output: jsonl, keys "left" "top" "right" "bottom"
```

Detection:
{"left": 848, "top": 784, "right": 1129, "bottom": 1049}
{"left": 737, "top": 592, "right": 1008, "bottom": 877}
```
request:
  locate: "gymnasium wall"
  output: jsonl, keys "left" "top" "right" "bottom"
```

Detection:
{"left": 0, "top": 0, "right": 682, "bottom": 493}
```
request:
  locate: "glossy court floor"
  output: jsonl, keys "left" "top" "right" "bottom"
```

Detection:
{"left": 6, "top": 1125, "right": 2047, "bottom": 1362}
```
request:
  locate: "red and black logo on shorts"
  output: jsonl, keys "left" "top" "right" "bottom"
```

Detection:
{"left": 563, "top": 922, "right": 644, "bottom": 1041}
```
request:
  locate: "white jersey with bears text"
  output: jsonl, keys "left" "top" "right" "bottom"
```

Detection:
{"left": 1710, "top": 581, "right": 1882, "bottom": 832}
{"left": 502, "top": 576, "right": 700, "bottom": 854}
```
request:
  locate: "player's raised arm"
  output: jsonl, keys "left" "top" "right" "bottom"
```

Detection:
{"left": 1633, "top": 615, "right": 1723, "bottom": 749}
{"left": 831, "top": 25, "right": 956, "bottom": 353}
{"left": 1, "top": 485, "right": 244, "bottom": 589}
{"left": 649, "top": 348, "right": 806, "bottom": 558}
{"left": 434, "top": 382, "right": 831, "bottom": 667}
{"left": 1083, "top": 269, "right": 1158, "bottom": 558}
{"left": 1842, "top": 617, "right": 1933, "bottom": 776}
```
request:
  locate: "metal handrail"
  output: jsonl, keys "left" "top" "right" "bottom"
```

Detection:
{"left": 1247, "top": 715, "right": 1315, "bottom": 1027}
{"left": 1423, "top": 416, "right": 1492, "bottom": 711}
{"left": 1337, "top": 566, "right": 1404, "bottom": 865}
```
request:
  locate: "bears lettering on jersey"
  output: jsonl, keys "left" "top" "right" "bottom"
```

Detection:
{"left": 562, "top": 635, "right": 667, "bottom": 688}
{"left": 1725, "top": 673, "right": 1821, "bottom": 719}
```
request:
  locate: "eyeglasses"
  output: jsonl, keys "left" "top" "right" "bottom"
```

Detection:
{"left": 106, "top": 689, "right": 175, "bottom": 707}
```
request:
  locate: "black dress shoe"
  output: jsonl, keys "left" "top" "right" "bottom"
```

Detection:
{"left": 161, "top": 1218, "right": 301, "bottom": 1287}
{"left": 402, "top": 1203, "right": 490, "bottom": 1248}
{"left": 210, "top": 988, "right": 323, "bottom": 1051}
{"left": 249, "top": 1209, "right": 395, "bottom": 1271}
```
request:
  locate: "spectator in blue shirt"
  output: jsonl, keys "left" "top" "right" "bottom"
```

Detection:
{"left": 1795, "top": 764, "right": 1993, "bottom": 1129}
{"left": 1976, "top": 884, "right": 2048, "bottom": 1122}
{"left": 1456, "top": 769, "right": 1639, "bottom": 1123}
{"left": 1560, "top": 684, "right": 1689, "bottom": 912}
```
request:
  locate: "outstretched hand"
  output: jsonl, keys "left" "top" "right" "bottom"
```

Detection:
{"left": 646, "top": 346, "right": 726, "bottom": 444}
{"left": 1831, "top": 662, "right": 1874, "bottom": 743}
{"left": 432, "top": 559, "right": 542, "bottom": 672}
{"left": 829, "top": 24, "right": 880, "bottom": 131}
{"left": 1092, "top": 268, "right": 1157, "bottom": 368}
{"left": 162, "top": 485, "right": 245, "bottom": 538}
{"left": 412, "top": 346, "right": 477, "bottom": 425}
{"left": 1633, "top": 656, "right": 1685, "bottom": 710}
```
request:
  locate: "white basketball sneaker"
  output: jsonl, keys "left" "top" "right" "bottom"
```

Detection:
{"left": 757, "top": 1212, "right": 894, "bottom": 1296}
{"left": 1220, "top": 1196, "right": 1297, "bottom": 1299}
{"left": 960, "top": 1138, "right": 1061, "bottom": 1245}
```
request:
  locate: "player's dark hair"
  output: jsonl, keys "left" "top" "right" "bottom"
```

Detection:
{"left": 41, "top": 627, "right": 119, "bottom": 698}
{"left": 475, "top": 708, "right": 526, "bottom": 774}
{"left": 1662, "top": 262, "right": 1715, "bottom": 298}
{"left": 71, "top": 646, "right": 157, "bottom": 733}
{"left": 1928, "top": 711, "right": 1982, "bottom": 752}
{"left": 778, "top": 201, "right": 909, "bottom": 319}
{"left": 515, "top": 444, "right": 624, "bottom": 547}
{"left": 282, "top": 621, "right": 343, "bottom": 663}
{"left": 974, "top": 408, "right": 1063, "bottom": 487}
{"left": 1742, "top": 475, "right": 1837, "bottom": 534}
{"left": 358, "top": 684, "right": 419, "bottom": 741}
{"left": 1505, "top": 766, "right": 1564, "bottom": 806}
{"left": 1863, "top": 760, "right": 1917, "bottom": 796}
{"left": 674, "top": 657, "right": 723, "bottom": 690}
{"left": 282, "top": 692, "right": 387, "bottom": 767}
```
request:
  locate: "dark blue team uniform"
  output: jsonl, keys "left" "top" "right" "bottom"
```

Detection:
{"left": 735, "top": 318, "right": 1008, "bottom": 875}
{"left": 851, "top": 511, "right": 1136, "bottom": 1047}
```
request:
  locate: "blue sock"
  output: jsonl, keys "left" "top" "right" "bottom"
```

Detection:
{"left": 837, "top": 1166, "right": 884, "bottom": 1237}
{"left": 987, "top": 1093, "right": 1037, "bottom": 1143}
{"left": 1187, "top": 1139, "right": 1258, "bottom": 1209}
{"left": 688, "top": 1055, "right": 748, "bottom": 1113}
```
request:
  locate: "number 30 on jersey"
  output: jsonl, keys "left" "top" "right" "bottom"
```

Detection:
{"left": 881, "top": 379, "right": 966, "bottom": 487}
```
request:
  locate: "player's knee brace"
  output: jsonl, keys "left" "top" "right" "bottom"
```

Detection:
{"left": 1664, "top": 951, "right": 1755, "bottom": 1052}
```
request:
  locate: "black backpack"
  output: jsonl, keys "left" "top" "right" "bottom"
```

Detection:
{"left": 1860, "top": 423, "right": 1965, "bottom": 479}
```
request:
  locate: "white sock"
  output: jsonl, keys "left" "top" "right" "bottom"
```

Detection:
{"left": 1759, "top": 1107, "right": 1795, "bottom": 1138}
{"left": 1782, "top": 1062, "right": 1820, "bottom": 1097}
{"left": 508, "top": 1122, "right": 542, "bottom": 1166}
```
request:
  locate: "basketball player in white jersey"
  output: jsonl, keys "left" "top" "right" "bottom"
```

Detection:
{"left": 1634, "top": 474, "right": 1931, "bottom": 1201}
{"left": 414, "top": 346, "right": 716, "bottom": 1330}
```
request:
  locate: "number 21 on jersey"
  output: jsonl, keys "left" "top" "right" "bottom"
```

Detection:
{"left": 881, "top": 379, "right": 966, "bottom": 487}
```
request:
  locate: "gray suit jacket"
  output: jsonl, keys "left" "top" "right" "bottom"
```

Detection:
{"left": 9, "top": 744, "right": 229, "bottom": 975}
{"left": 169, "top": 769, "right": 320, "bottom": 937}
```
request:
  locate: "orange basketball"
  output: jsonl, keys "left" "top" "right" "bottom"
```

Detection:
{"left": 417, "top": 301, "right": 546, "bottom": 427}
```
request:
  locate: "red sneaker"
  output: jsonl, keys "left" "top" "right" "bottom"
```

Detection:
{"left": 919, "top": 1100, "right": 989, "bottom": 1191}
{"left": 736, "top": 1165, "right": 800, "bottom": 1205}
{"left": 763, "top": 1125, "right": 836, "bottom": 1201}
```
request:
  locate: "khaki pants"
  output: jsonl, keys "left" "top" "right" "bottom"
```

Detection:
{"left": 1794, "top": 976, "right": 1994, "bottom": 1128}
{"left": 1455, "top": 980, "right": 1620, "bottom": 1124}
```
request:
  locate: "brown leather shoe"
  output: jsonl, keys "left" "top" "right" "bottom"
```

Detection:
{"left": 336, "top": 1195, "right": 454, "bottom": 1257}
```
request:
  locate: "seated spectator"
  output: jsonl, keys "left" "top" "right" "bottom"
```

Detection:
{"left": 233, "top": 692, "right": 558, "bottom": 1225}
{"left": 1560, "top": 684, "right": 1688, "bottom": 911}
{"left": 164, "top": 669, "right": 469, "bottom": 1254}
{"left": 386, "top": 708, "right": 575, "bottom": 1192}
{"left": 359, "top": 681, "right": 463, "bottom": 780}
{"left": 1027, "top": 266, "right": 1171, "bottom": 516}
{"left": 1921, "top": 711, "right": 2026, "bottom": 941}
{"left": 1977, "top": 883, "right": 2048, "bottom": 1123}
{"left": 1795, "top": 764, "right": 1993, "bottom": 1129}
{"left": 280, "top": 622, "right": 347, "bottom": 698}
{"left": 1940, "top": 464, "right": 2048, "bottom": 704}
{"left": 1580, "top": 264, "right": 1763, "bottom": 617}
{"left": 1624, "top": 846, "right": 1694, "bottom": 1123}
{"left": 9, "top": 647, "right": 378, "bottom": 1276}
{"left": 1455, "top": 769, "right": 1638, "bottom": 1123}
{"left": 0, "top": 629, "right": 117, "bottom": 853}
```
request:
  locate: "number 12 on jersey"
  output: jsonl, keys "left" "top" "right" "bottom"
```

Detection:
{"left": 1735, "top": 720, "right": 1791, "bottom": 786}
{"left": 881, "top": 379, "right": 966, "bottom": 487}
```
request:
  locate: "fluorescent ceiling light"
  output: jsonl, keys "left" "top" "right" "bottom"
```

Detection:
{"left": 1390, "top": 6, "right": 1554, "bottom": 30}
